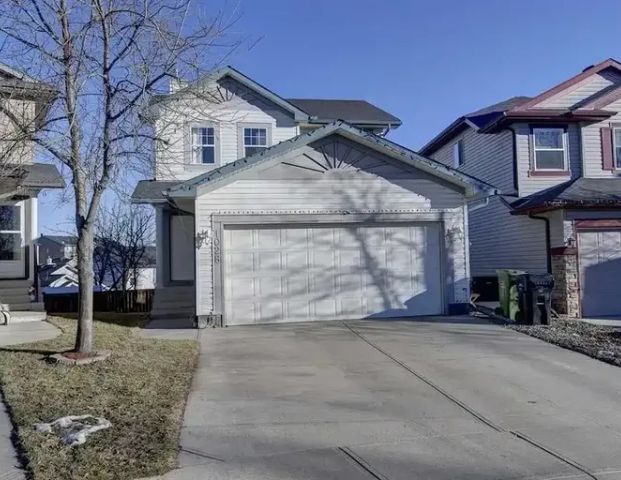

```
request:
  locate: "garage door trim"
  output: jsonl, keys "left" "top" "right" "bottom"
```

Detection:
{"left": 212, "top": 212, "right": 448, "bottom": 325}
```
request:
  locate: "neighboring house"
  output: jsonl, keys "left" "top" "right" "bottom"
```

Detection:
{"left": 133, "top": 66, "right": 496, "bottom": 326}
{"left": 38, "top": 257, "right": 79, "bottom": 294}
{"left": 37, "top": 234, "right": 77, "bottom": 263}
{"left": 0, "top": 63, "right": 64, "bottom": 321}
{"left": 421, "top": 58, "right": 621, "bottom": 319}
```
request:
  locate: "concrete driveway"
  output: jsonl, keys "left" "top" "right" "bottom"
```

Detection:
{"left": 164, "top": 316, "right": 621, "bottom": 480}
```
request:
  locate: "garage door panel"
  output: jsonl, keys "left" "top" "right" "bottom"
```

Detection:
{"left": 259, "top": 276, "right": 282, "bottom": 297}
{"left": 258, "top": 251, "right": 282, "bottom": 270}
{"left": 224, "top": 223, "right": 443, "bottom": 325}
{"left": 579, "top": 230, "right": 621, "bottom": 317}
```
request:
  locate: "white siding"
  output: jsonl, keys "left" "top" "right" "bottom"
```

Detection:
{"left": 194, "top": 136, "right": 470, "bottom": 316}
{"left": 153, "top": 77, "right": 298, "bottom": 181}
{"left": 535, "top": 70, "right": 621, "bottom": 108}
{"left": 0, "top": 98, "right": 36, "bottom": 165}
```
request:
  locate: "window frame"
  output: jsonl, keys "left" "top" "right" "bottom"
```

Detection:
{"left": 0, "top": 203, "right": 23, "bottom": 262}
{"left": 613, "top": 127, "right": 621, "bottom": 169}
{"left": 237, "top": 123, "right": 272, "bottom": 158}
{"left": 187, "top": 124, "right": 220, "bottom": 166}
{"left": 452, "top": 139, "right": 465, "bottom": 168}
{"left": 531, "top": 126, "right": 568, "bottom": 172}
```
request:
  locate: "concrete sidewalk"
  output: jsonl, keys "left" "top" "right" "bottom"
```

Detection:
{"left": 153, "top": 316, "right": 621, "bottom": 480}
{"left": 0, "top": 321, "right": 60, "bottom": 479}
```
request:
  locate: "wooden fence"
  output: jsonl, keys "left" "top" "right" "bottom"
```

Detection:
{"left": 44, "top": 289, "right": 154, "bottom": 314}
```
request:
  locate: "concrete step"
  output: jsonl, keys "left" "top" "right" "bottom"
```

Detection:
{"left": 4, "top": 302, "right": 44, "bottom": 312}
{"left": 0, "top": 279, "right": 30, "bottom": 288}
{"left": 7, "top": 310, "right": 47, "bottom": 323}
{"left": 0, "top": 294, "right": 32, "bottom": 305}
{"left": 149, "top": 312, "right": 195, "bottom": 321}
{"left": 151, "top": 306, "right": 195, "bottom": 315}
{"left": 0, "top": 287, "right": 30, "bottom": 296}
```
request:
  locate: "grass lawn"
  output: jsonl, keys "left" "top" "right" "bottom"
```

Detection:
{"left": 0, "top": 316, "right": 198, "bottom": 480}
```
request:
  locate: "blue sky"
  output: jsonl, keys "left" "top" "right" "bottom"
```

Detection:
{"left": 39, "top": 0, "right": 621, "bottom": 233}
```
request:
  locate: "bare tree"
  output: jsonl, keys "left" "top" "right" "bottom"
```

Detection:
{"left": 94, "top": 203, "right": 153, "bottom": 292}
{"left": 0, "top": 0, "right": 238, "bottom": 352}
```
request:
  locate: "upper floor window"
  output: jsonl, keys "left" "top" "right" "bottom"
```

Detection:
{"left": 533, "top": 127, "right": 566, "bottom": 171}
{"left": 613, "top": 128, "right": 621, "bottom": 169}
{"left": 243, "top": 127, "right": 268, "bottom": 157}
{"left": 191, "top": 127, "right": 216, "bottom": 164}
{"left": 452, "top": 139, "right": 464, "bottom": 168}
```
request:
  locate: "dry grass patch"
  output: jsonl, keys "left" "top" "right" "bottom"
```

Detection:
{"left": 0, "top": 316, "right": 198, "bottom": 480}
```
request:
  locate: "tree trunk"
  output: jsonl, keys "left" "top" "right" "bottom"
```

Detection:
{"left": 75, "top": 227, "right": 94, "bottom": 353}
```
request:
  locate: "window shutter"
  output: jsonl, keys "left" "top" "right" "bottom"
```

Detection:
{"left": 601, "top": 127, "right": 614, "bottom": 171}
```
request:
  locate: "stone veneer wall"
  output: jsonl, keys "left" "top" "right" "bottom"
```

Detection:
{"left": 550, "top": 247, "right": 580, "bottom": 318}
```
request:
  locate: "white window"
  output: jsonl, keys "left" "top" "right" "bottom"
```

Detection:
{"left": 613, "top": 128, "right": 621, "bottom": 169}
{"left": 533, "top": 128, "right": 566, "bottom": 171}
{"left": 243, "top": 127, "right": 268, "bottom": 157}
{"left": 452, "top": 140, "right": 464, "bottom": 167}
{"left": 0, "top": 205, "right": 21, "bottom": 261}
{"left": 191, "top": 127, "right": 216, "bottom": 164}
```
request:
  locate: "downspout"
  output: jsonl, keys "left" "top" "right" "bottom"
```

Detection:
{"left": 506, "top": 126, "right": 519, "bottom": 193}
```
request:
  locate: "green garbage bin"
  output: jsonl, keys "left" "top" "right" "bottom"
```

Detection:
{"left": 497, "top": 269, "right": 527, "bottom": 321}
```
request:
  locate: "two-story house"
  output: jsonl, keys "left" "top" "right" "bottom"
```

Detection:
{"left": 133, "top": 66, "right": 496, "bottom": 327}
{"left": 37, "top": 235, "right": 77, "bottom": 264}
{"left": 421, "top": 58, "right": 621, "bottom": 319}
{"left": 0, "top": 63, "right": 64, "bottom": 322}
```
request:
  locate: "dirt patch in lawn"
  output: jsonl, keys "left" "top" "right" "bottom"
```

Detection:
{"left": 0, "top": 316, "right": 198, "bottom": 480}
{"left": 511, "top": 318, "right": 621, "bottom": 367}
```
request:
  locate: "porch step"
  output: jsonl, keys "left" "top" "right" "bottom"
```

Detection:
{"left": 0, "top": 279, "right": 30, "bottom": 289}
{"left": 0, "top": 294, "right": 32, "bottom": 305}
{"left": 6, "top": 310, "right": 47, "bottom": 323}
{"left": 2, "top": 302, "right": 44, "bottom": 312}
{"left": 0, "top": 286, "right": 30, "bottom": 296}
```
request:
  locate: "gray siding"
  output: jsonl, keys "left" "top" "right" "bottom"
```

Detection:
{"left": 194, "top": 136, "right": 470, "bottom": 316}
{"left": 430, "top": 125, "right": 552, "bottom": 276}
{"left": 514, "top": 122, "right": 582, "bottom": 197}
{"left": 468, "top": 196, "right": 547, "bottom": 276}
{"left": 582, "top": 97, "right": 621, "bottom": 178}
{"left": 431, "top": 128, "right": 514, "bottom": 193}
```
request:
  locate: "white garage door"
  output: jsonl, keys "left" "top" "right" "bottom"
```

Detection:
{"left": 223, "top": 223, "right": 444, "bottom": 325}
{"left": 579, "top": 230, "right": 621, "bottom": 317}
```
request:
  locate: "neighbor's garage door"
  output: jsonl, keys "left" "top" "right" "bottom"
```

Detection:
{"left": 223, "top": 223, "right": 443, "bottom": 325}
{"left": 579, "top": 230, "right": 621, "bottom": 317}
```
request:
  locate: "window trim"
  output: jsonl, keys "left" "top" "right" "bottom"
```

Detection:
{"left": 612, "top": 127, "right": 621, "bottom": 170}
{"left": 452, "top": 139, "right": 464, "bottom": 168}
{"left": 237, "top": 123, "right": 272, "bottom": 158}
{"left": 530, "top": 125, "right": 569, "bottom": 173}
{"left": 187, "top": 123, "right": 220, "bottom": 166}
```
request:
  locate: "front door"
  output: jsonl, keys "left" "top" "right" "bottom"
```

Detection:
{"left": 169, "top": 214, "right": 194, "bottom": 282}
{"left": 0, "top": 202, "right": 24, "bottom": 278}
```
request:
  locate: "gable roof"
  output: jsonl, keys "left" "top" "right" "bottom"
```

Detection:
{"left": 151, "top": 66, "right": 400, "bottom": 128}
{"left": 420, "top": 96, "right": 532, "bottom": 155}
{"left": 167, "top": 121, "right": 498, "bottom": 199}
{"left": 421, "top": 59, "right": 621, "bottom": 156}
{"left": 287, "top": 98, "right": 401, "bottom": 127}
{"left": 515, "top": 58, "right": 621, "bottom": 110}
{"left": 38, "top": 235, "right": 78, "bottom": 246}
{"left": 152, "top": 66, "right": 310, "bottom": 121}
